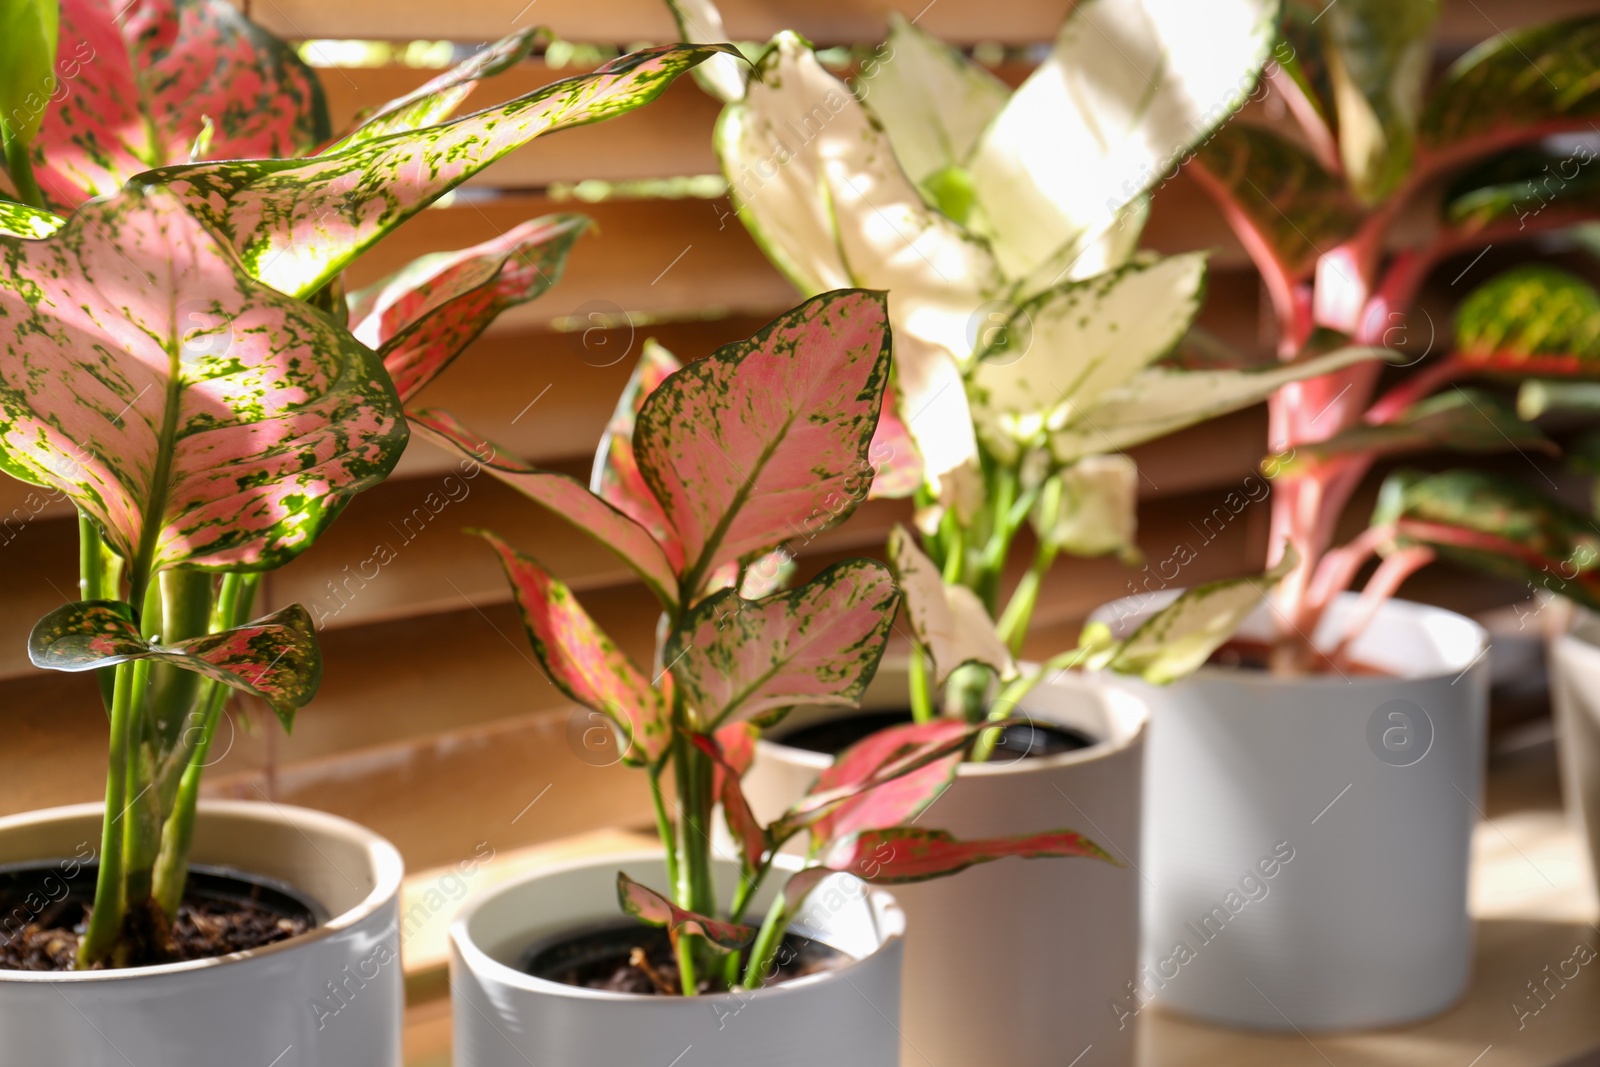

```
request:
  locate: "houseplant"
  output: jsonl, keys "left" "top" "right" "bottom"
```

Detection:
{"left": 0, "top": 1, "right": 736, "bottom": 1060}
{"left": 1089, "top": 0, "right": 1600, "bottom": 1029}
{"left": 425, "top": 289, "right": 1121, "bottom": 1066}
{"left": 660, "top": 1, "right": 1352, "bottom": 1061}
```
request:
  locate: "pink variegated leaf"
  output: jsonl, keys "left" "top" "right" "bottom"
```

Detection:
{"left": 476, "top": 530, "right": 670, "bottom": 765}
{"left": 662, "top": 559, "right": 899, "bottom": 727}
{"left": 144, "top": 43, "right": 743, "bottom": 299}
{"left": 591, "top": 339, "right": 684, "bottom": 567}
{"left": 784, "top": 826, "right": 1114, "bottom": 910}
{"left": 635, "top": 290, "right": 891, "bottom": 594}
{"left": 28, "top": 601, "right": 319, "bottom": 727}
{"left": 349, "top": 214, "right": 589, "bottom": 402}
{"left": 328, "top": 28, "right": 545, "bottom": 150}
{"left": 616, "top": 873, "right": 756, "bottom": 951}
{"left": 714, "top": 721, "right": 760, "bottom": 781}
{"left": 410, "top": 409, "right": 678, "bottom": 609}
{"left": 867, "top": 391, "right": 924, "bottom": 499}
{"left": 22, "top": 0, "right": 327, "bottom": 208}
{"left": 767, "top": 719, "right": 1011, "bottom": 845}
{"left": 689, "top": 731, "right": 768, "bottom": 874}
{"left": 806, "top": 719, "right": 971, "bottom": 850}
{"left": 0, "top": 187, "right": 407, "bottom": 575}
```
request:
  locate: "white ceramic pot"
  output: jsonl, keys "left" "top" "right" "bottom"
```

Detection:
{"left": 449, "top": 851, "right": 905, "bottom": 1067}
{"left": 0, "top": 799, "right": 404, "bottom": 1065}
{"left": 1550, "top": 610, "right": 1600, "bottom": 893}
{"left": 1090, "top": 592, "right": 1489, "bottom": 1031}
{"left": 739, "top": 663, "right": 1148, "bottom": 1067}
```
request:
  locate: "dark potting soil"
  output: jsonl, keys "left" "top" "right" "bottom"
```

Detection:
{"left": 523, "top": 922, "right": 847, "bottom": 995}
{"left": 0, "top": 862, "right": 320, "bottom": 971}
{"left": 777, "top": 709, "right": 1096, "bottom": 759}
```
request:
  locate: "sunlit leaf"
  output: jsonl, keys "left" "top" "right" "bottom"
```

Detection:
{"left": 665, "top": 0, "right": 748, "bottom": 103}
{"left": 1034, "top": 455, "right": 1140, "bottom": 562}
{"left": 1081, "top": 545, "right": 1299, "bottom": 683}
{"left": 477, "top": 530, "right": 670, "bottom": 765}
{"left": 591, "top": 339, "right": 685, "bottom": 567}
{"left": 0, "top": 199, "right": 62, "bottom": 238}
{"left": 147, "top": 43, "right": 740, "bottom": 298}
{"left": 803, "top": 718, "right": 971, "bottom": 851}
{"left": 29, "top": 601, "right": 319, "bottom": 726}
{"left": 349, "top": 214, "right": 589, "bottom": 402}
{"left": 633, "top": 289, "right": 890, "bottom": 594}
{"left": 617, "top": 872, "right": 756, "bottom": 951}
{"left": 665, "top": 559, "right": 898, "bottom": 727}
{"left": 1456, "top": 266, "right": 1600, "bottom": 376}
{"left": 886, "top": 525, "right": 1014, "bottom": 684}
{"left": 0, "top": 187, "right": 406, "bottom": 575}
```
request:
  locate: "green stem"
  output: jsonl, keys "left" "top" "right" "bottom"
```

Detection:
{"left": 970, "top": 648, "right": 1088, "bottom": 762}
{"left": 997, "top": 536, "right": 1061, "bottom": 657}
{"left": 648, "top": 766, "right": 679, "bottom": 897}
{"left": 741, "top": 894, "right": 789, "bottom": 990}
{"left": 1, "top": 125, "right": 45, "bottom": 209}
{"left": 79, "top": 514, "right": 118, "bottom": 714}
{"left": 908, "top": 647, "right": 935, "bottom": 724}
{"left": 76, "top": 662, "right": 138, "bottom": 967}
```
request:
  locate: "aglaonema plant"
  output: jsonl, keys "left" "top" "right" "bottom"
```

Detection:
{"left": 1182, "top": 0, "right": 1600, "bottom": 669}
{"left": 411, "top": 289, "right": 1115, "bottom": 994}
{"left": 666, "top": 0, "right": 1364, "bottom": 732}
{"left": 0, "top": 0, "right": 735, "bottom": 967}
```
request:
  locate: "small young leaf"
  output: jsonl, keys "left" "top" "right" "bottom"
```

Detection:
{"left": 350, "top": 214, "right": 589, "bottom": 402}
{"left": 591, "top": 339, "right": 685, "bottom": 565}
{"left": 633, "top": 290, "right": 891, "bottom": 594}
{"left": 617, "top": 873, "right": 756, "bottom": 951}
{"left": 784, "top": 825, "right": 1114, "bottom": 910}
{"left": 1082, "top": 545, "right": 1300, "bottom": 684}
{"left": 147, "top": 42, "right": 739, "bottom": 299}
{"left": 664, "top": 559, "right": 899, "bottom": 727}
{"left": 328, "top": 28, "right": 545, "bottom": 150}
{"left": 886, "top": 525, "right": 1014, "bottom": 685}
{"left": 29, "top": 0, "right": 328, "bottom": 207}
{"left": 1456, "top": 266, "right": 1600, "bottom": 376}
{"left": 410, "top": 410, "right": 679, "bottom": 608}
{"left": 476, "top": 531, "right": 670, "bottom": 764}
{"left": 29, "top": 601, "right": 320, "bottom": 727}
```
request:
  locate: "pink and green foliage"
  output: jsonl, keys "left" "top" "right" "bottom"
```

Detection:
{"left": 476, "top": 529, "right": 672, "bottom": 767}
{"left": 144, "top": 42, "right": 743, "bottom": 299}
{"left": 0, "top": 186, "right": 407, "bottom": 576}
{"left": 28, "top": 601, "right": 319, "bottom": 726}
{"left": 632, "top": 292, "right": 891, "bottom": 594}
{"left": 618, "top": 874, "right": 756, "bottom": 951}
{"left": 662, "top": 559, "right": 900, "bottom": 727}
{"left": 19, "top": 0, "right": 327, "bottom": 209}
{"left": 1185, "top": 2, "right": 1600, "bottom": 665}
{"left": 593, "top": 339, "right": 685, "bottom": 563}
{"left": 349, "top": 213, "right": 590, "bottom": 403}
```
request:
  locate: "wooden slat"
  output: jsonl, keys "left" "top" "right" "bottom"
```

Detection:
{"left": 250, "top": 0, "right": 1595, "bottom": 47}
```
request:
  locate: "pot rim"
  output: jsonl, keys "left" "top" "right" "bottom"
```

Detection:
{"left": 1093, "top": 592, "right": 1489, "bottom": 689}
{"left": 0, "top": 799, "right": 403, "bottom": 984}
{"left": 756, "top": 662, "right": 1148, "bottom": 776}
{"left": 450, "top": 848, "right": 902, "bottom": 1005}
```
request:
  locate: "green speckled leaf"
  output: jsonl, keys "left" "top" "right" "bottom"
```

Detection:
{"left": 664, "top": 558, "right": 899, "bottom": 728}
{"left": 28, "top": 601, "right": 319, "bottom": 726}
{"left": 1277, "top": 388, "right": 1552, "bottom": 471}
{"left": 1192, "top": 123, "right": 1363, "bottom": 282}
{"left": 1456, "top": 266, "right": 1600, "bottom": 376}
{"left": 617, "top": 872, "right": 755, "bottom": 951}
{"left": 144, "top": 43, "right": 739, "bottom": 299}
{"left": 1443, "top": 147, "right": 1600, "bottom": 235}
{"left": 0, "top": 200, "right": 62, "bottom": 239}
{"left": 1420, "top": 16, "right": 1600, "bottom": 155}
{"left": 328, "top": 28, "right": 544, "bottom": 151}
{"left": 1081, "top": 546, "right": 1299, "bottom": 684}
{"left": 0, "top": 187, "right": 407, "bottom": 577}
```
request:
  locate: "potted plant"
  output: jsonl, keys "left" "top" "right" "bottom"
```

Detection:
{"left": 0, "top": 2, "right": 734, "bottom": 1060}
{"left": 1086, "top": 0, "right": 1600, "bottom": 1030}
{"left": 659, "top": 1, "right": 1368, "bottom": 1061}
{"left": 416, "top": 288, "right": 1119, "bottom": 1066}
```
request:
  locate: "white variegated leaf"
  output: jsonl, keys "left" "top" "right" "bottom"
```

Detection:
{"left": 1047, "top": 345, "right": 1387, "bottom": 463}
{"left": 860, "top": 14, "right": 1010, "bottom": 187}
{"left": 716, "top": 32, "right": 1002, "bottom": 489}
{"left": 969, "top": 253, "right": 1207, "bottom": 456}
{"left": 1082, "top": 545, "right": 1299, "bottom": 684}
{"left": 965, "top": 0, "right": 1278, "bottom": 279}
{"left": 666, "top": 0, "right": 749, "bottom": 103}
{"left": 887, "top": 525, "right": 1015, "bottom": 684}
{"left": 1036, "top": 455, "right": 1140, "bottom": 561}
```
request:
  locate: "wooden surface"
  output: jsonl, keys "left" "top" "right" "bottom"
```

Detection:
{"left": 395, "top": 741, "right": 1600, "bottom": 1066}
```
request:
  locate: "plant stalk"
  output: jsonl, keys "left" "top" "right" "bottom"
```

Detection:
{"left": 740, "top": 894, "right": 789, "bottom": 990}
{"left": 1, "top": 125, "right": 46, "bottom": 209}
{"left": 76, "top": 662, "right": 137, "bottom": 967}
